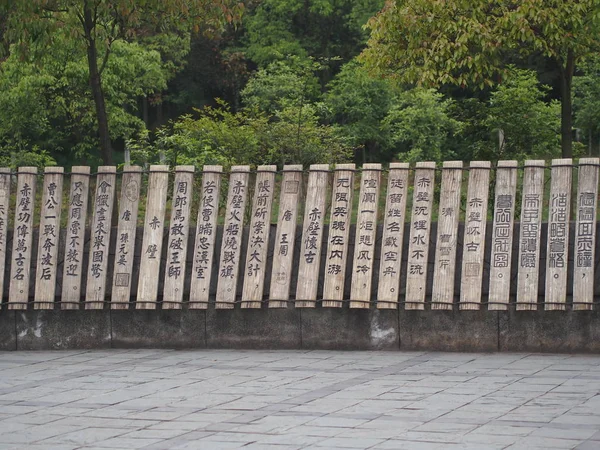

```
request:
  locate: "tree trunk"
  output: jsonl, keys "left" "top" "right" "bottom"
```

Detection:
{"left": 83, "top": 1, "right": 113, "bottom": 165}
{"left": 559, "top": 50, "right": 575, "bottom": 158}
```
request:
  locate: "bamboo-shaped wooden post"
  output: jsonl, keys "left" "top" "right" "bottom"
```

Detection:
{"left": 163, "top": 165, "right": 195, "bottom": 309}
{"left": 350, "top": 163, "right": 381, "bottom": 308}
{"left": 137, "top": 165, "right": 169, "bottom": 309}
{"left": 189, "top": 165, "right": 222, "bottom": 309}
{"left": 296, "top": 164, "right": 329, "bottom": 308}
{"left": 377, "top": 163, "right": 409, "bottom": 309}
{"left": 460, "top": 161, "right": 491, "bottom": 310}
{"left": 431, "top": 161, "right": 462, "bottom": 310}
{"left": 545, "top": 159, "right": 572, "bottom": 311}
{"left": 8, "top": 167, "right": 37, "bottom": 310}
{"left": 216, "top": 166, "right": 250, "bottom": 309}
{"left": 0, "top": 168, "right": 10, "bottom": 305}
{"left": 516, "top": 160, "right": 545, "bottom": 310}
{"left": 85, "top": 166, "right": 117, "bottom": 309}
{"left": 34, "top": 167, "right": 64, "bottom": 309}
{"left": 488, "top": 161, "right": 518, "bottom": 310}
{"left": 269, "top": 165, "right": 303, "bottom": 308}
{"left": 573, "top": 158, "right": 599, "bottom": 310}
{"left": 322, "top": 164, "right": 355, "bottom": 308}
{"left": 61, "top": 167, "right": 91, "bottom": 309}
{"left": 242, "top": 165, "right": 277, "bottom": 308}
{"left": 111, "top": 166, "right": 142, "bottom": 309}
{"left": 405, "top": 162, "right": 435, "bottom": 310}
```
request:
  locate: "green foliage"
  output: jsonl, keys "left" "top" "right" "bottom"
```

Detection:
{"left": 129, "top": 100, "right": 352, "bottom": 168}
{"left": 324, "top": 60, "right": 396, "bottom": 161}
{"left": 486, "top": 69, "right": 560, "bottom": 160}
{"left": 382, "top": 88, "right": 461, "bottom": 163}
{"left": 574, "top": 56, "right": 600, "bottom": 153}
{"left": 0, "top": 29, "right": 167, "bottom": 166}
{"left": 241, "top": 59, "right": 321, "bottom": 115}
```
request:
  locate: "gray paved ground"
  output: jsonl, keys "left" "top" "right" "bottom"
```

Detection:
{"left": 0, "top": 351, "right": 599, "bottom": 450}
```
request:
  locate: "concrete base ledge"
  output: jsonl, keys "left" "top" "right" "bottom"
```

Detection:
{"left": 1, "top": 309, "right": 600, "bottom": 352}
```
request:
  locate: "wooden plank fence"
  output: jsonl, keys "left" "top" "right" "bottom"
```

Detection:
{"left": 1, "top": 160, "right": 600, "bottom": 311}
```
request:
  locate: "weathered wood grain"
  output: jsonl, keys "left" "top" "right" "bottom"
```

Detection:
{"left": 242, "top": 165, "right": 277, "bottom": 308}
{"left": 573, "top": 158, "right": 599, "bottom": 310}
{"left": 136, "top": 165, "right": 169, "bottom": 309}
{"left": 61, "top": 166, "right": 90, "bottom": 310}
{"left": 405, "top": 162, "right": 436, "bottom": 310}
{"left": 163, "top": 166, "right": 195, "bottom": 309}
{"left": 190, "top": 165, "right": 222, "bottom": 309}
{"left": 431, "top": 161, "right": 463, "bottom": 310}
{"left": 269, "top": 165, "right": 303, "bottom": 308}
{"left": 460, "top": 161, "right": 491, "bottom": 310}
{"left": 545, "top": 159, "right": 572, "bottom": 311}
{"left": 516, "top": 160, "right": 545, "bottom": 310}
{"left": 322, "top": 164, "right": 355, "bottom": 308}
{"left": 350, "top": 163, "right": 381, "bottom": 308}
{"left": 377, "top": 163, "right": 409, "bottom": 309}
{"left": 216, "top": 166, "right": 250, "bottom": 309}
{"left": 296, "top": 164, "right": 329, "bottom": 308}
{"left": 34, "top": 167, "right": 64, "bottom": 309}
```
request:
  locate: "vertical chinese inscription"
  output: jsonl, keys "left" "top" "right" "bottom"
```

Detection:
{"left": 350, "top": 163, "right": 381, "bottom": 308}
{"left": 0, "top": 168, "right": 10, "bottom": 304}
{"left": 136, "top": 165, "right": 169, "bottom": 309}
{"left": 190, "top": 166, "right": 222, "bottom": 309}
{"left": 85, "top": 166, "right": 116, "bottom": 309}
{"left": 516, "top": 160, "right": 545, "bottom": 310}
{"left": 61, "top": 166, "right": 90, "bottom": 309}
{"left": 9, "top": 167, "right": 37, "bottom": 309}
{"left": 489, "top": 161, "right": 518, "bottom": 310}
{"left": 405, "top": 162, "right": 436, "bottom": 310}
{"left": 34, "top": 167, "right": 64, "bottom": 309}
{"left": 545, "top": 159, "right": 572, "bottom": 310}
{"left": 460, "top": 161, "right": 491, "bottom": 310}
{"left": 296, "top": 164, "right": 329, "bottom": 308}
{"left": 323, "top": 164, "right": 355, "bottom": 308}
{"left": 111, "top": 166, "right": 142, "bottom": 309}
{"left": 574, "top": 158, "right": 599, "bottom": 310}
{"left": 163, "top": 166, "right": 195, "bottom": 309}
{"left": 242, "top": 165, "right": 277, "bottom": 308}
{"left": 431, "top": 161, "right": 463, "bottom": 310}
{"left": 269, "top": 165, "right": 303, "bottom": 308}
{"left": 216, "top": 166, "right": 250, "bottom": 308}
{"left": 377, "top": 163, "right": 409, "bottom": 309}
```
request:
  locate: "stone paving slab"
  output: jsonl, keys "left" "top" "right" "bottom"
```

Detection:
{"left": 0, "top": 350, "right": 600, "bottom": 449}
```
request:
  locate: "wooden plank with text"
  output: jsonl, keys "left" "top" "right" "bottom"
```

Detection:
{"left": 163, "top": 166, "right": 195, "bottom": 309}
{"left": 8, "top": 167, "right": 37, "bottom": 309}
{"left": 137, "top": 165, "right": 169, "bottom": 309}
{"left": 545, "top": 159, "right": 572, "bottom": 311}
{"left": 34, "top": 167, "right": 64, "bottom": 309}
{"left": 269, "top": 165, "right": 303, "bottom": 308}
{"left": 190, "top": 166, "right": 222, "bottom": 309}
{"left": 516, "top": 160, "right": 545, "bottom": 311}
{"left": 0, "top": 168, "right": 10, "bottom": 306}
{"left": 488, "top": 161, "right": 518, "bottom": 310}
{"left": 85, "top": 166, "right": 117, "bottom": 309}
{"left": 216, "top": 166, "right": 251, "bottom": 309}
{"left": 242, "top": 165, "right": 277, "bottom": 308}
{"left": 61, "top": 166, "right": 91, "bottom": 309}
{"left": 405, "top": 162, "right": 436, "bottom": 310}
{"left": 350, "top": 163, "right": 381, "bottom": 308}
{"left": 296, "top": 164, "right": 329, "bottom": 308}
{"left": 377, "top": 163, "right": 409, "bottom": 309}
{"left": 322, "top": 164, "right": 355, "bottom": 308}
{"left": 431, "top": 161, "right": 462, "bottom": 310}
{"left": 460, "top": 161, "right": 491, "bottom": 310}
{"left": 573, "top": 158, "right": 600, "bottom": 310}
{"left": 111, "top": 166, "right": 142, "bottom": 309}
